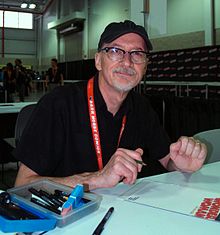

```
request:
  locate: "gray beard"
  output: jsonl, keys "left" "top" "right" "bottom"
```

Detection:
{"left": 112, "top": 80, "right": 135, "bottom": 92}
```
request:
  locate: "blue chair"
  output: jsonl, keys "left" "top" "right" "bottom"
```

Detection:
{"left": 193, "top": 129, "right": 220, "bottom": 164}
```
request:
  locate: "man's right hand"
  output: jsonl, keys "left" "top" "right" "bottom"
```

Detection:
{"left": 90, "top": 148, "right": 144, "bottom": 189}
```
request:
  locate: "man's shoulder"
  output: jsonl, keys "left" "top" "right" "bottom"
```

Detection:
{"left": 39, "top": 81, "right": 87, "bottom": 106}
{"left": 54, "top": 81, "right": 86, "bottom": 93}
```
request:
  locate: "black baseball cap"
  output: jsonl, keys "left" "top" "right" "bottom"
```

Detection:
{"left": 98, "top": 20, "right": 153, "bottom": 51}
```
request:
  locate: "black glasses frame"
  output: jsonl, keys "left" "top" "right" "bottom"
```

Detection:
{"left": 99, "top": 47, "right": 150, "bottom": 64}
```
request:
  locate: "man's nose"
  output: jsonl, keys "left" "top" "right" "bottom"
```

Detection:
{"left": 121, "top": 52, "right": 133, "bottom": 65}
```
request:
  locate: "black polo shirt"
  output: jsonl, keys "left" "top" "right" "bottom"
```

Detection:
{"left": 15, "top": 77, "right": 171, "bottom": 177}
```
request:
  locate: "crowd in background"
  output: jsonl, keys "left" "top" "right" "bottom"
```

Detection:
{"left": 0, "top": 58, "right": 64, "bottom": 103}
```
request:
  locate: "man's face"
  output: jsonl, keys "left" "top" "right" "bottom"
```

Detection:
{"left": 51, "top": 60, "right": 57, "bottom": 68}
{"left": 95, "top": 33, "right": 148, "bottom": 92}
{"left": 15, "top": 60, "right": 20, "bottom": 66}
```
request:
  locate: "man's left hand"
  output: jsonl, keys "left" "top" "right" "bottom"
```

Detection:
{"left": 168, "top": 136, "right": 207, "bottom": 173}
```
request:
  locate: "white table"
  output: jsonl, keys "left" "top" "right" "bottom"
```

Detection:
{"left": 1, "top": 162, "right": 220, "bottom": 235}
{"left": 0, "top": 102, "right": 36, "bottom": 114}
{"left": 49, "top": 162, "right": 220, "bottom": 235}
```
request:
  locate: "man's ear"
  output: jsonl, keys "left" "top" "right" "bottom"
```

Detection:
{"left": 143, "top": 61, "right": 149, "bottom": 76}
{"left": 95, "top": 52, "right": 102, "bottom": 71}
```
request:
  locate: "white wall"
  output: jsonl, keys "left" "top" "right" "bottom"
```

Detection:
{"left": 38, "top": 1, "right": 58, "bottom": 70}
{"left": 88, "top": 0, "right": 129, "bottom": 57}
{"left": 215, "top": 0, "right": 220, "bottom": 28}
{"left": 59, "top": 0, "right": 86, "bottom": 62}
{"left": 148, "top": 0, "right": 167, "bottom": 37}
{"left": 130, "top": 0, "right": 145, "bottom": 27}
{"left": 147, "top": 0, "right": 218, "bottom": 38}
{"left": 59, "top": 0, "right": 84, "bottom": 17}
{"left": 167, "top": 0, "right": 204, "bottom": 35}
{"left": 38, "top": 0, "right": 87, "bottom": 66}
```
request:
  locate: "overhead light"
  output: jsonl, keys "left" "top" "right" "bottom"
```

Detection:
{"left": 29, "top": 3, "right": 36, "bottom": 9}
{"left": 21, "top": 2, "right": 28, "bottom": 8}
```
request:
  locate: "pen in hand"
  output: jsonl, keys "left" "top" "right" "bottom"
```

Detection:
{"left": 92, "top": 207, "right": 114, "bottom": 235}
{"left": 134, "top": 159, "right": 147, "bottom": 166}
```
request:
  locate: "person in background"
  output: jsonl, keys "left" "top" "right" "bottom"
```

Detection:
{"left": 25, "top": 69, "right": 33, "bottom": 96}
{"left": 46, "top": 58, "right": 64, "bottom": 90}
{"left": 40, "top": 71, "right": 46, "bottom": 80}
{"left": 14, "top": 20, "right": 207, "bottom": 190}
{"left": 14, "top": 59, "right": 27, "bottom": 102}
{"left": 3, "top": 63, "right": 16, "bottom": 102}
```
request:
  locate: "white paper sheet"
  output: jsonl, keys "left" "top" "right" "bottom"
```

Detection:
{"left": 120, "top": 179, "right": 220, "bottom": 220}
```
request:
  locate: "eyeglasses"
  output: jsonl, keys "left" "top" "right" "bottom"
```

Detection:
{"left": 99, "top": 47, "right": 150, "bottom": 64}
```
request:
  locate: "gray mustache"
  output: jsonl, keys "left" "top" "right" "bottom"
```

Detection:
{"left": 113, "top": 67, "right": 136, "bottom": 76}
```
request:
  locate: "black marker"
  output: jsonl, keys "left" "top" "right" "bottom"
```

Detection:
{"left": 30, "top": 197, "right": 61, "bottom": 214}
{"left": 29, "top": 187, "right": 59, "bottom": 208}
{"left": 39, "top": 189, "right": 63, "bottom": 207}
{"left": 92, "top": 207, "right": 114, "bottom": 235}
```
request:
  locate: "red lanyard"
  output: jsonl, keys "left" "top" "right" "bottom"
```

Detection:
{"left": 87, "top": 77, "right": 126, "bottom": 170}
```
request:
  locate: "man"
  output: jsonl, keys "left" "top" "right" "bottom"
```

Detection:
{"left": 15, "top": 20, "right": 207, "bottom": 190}
{"left": 14, "top": 59, "right": 27, "bottom": 102}
{"left": 3, "top": 62, "right": 16, "bottom": 102}
{"left": 45, "top": 58, "right": 64, "bottom": 90}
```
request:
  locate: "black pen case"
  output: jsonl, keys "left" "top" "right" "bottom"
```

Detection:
{"left": 6, "top": 179, "right": 102, "bottom": 229}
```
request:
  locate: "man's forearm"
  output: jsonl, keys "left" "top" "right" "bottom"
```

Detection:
{"left": 14, "top": 163, "right": 103, "bottom": 191}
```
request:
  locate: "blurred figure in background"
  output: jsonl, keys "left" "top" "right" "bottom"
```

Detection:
{"left": 3, "top": 62, "right": 16, "bottom": 102}
{"left": 46, "top": 58, "right": 64, "bottom": 90}
{"left": 14, "top": 59, "right": 27, "bottom": 102}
